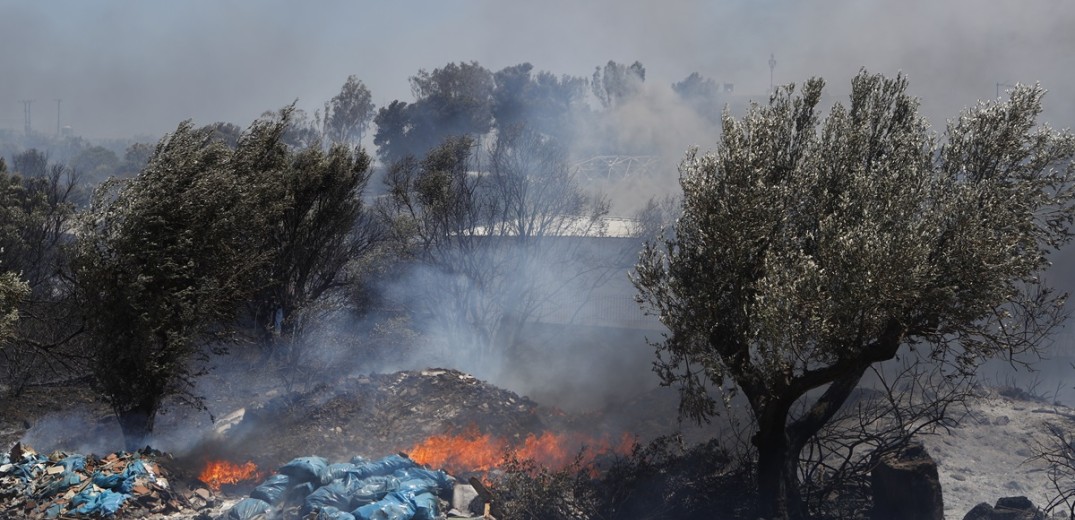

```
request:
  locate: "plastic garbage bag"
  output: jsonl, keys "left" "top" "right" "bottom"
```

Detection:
{"left": 351, "top": 455, "right": 415, "bottom": 480}
{"left": 302, "top": 482, "right": 357, "bottom": 516}
{"left": 39, "top": 471, "right": 81, "bottom": 498}
{"left": 328, "top": 463, "right": 357, "bottom": 481}
{"left": 286, "top": 481, "right": 317, "bottom": 503}
{"left": 225, "top": 497, "right": 273, "bottom": 520}
{"left": 73, "top": 489, "right": 128, "bottom": 516}
{"left": 92, "top": 471, "right": 124, "bottom": 490}
{"left": 392, "top": 468, "right": 453, "bottom": 494}
{"left": 349, "top": 455, "right": 368, "bottom": 465}
{"left": 122, "top": 459, "right": 150, "bottom": 478}
{"left": 44, "top": 503, "right": 62, "bottom": 518}
{"left": 250, "top": 473, "right": 290, "bottom": 505}
{"left": 60, "top": 454, "right": 86, "bottom": 472}
{"left": 353, "top": 492, "right": 417, "bottom": 520}
{"left": 410, "top": 492, "right": 439, "bottom": 520}
{"left": 279, "top": 456, "right": 330, "bottom": 485}
{"left": 395, "top": 478, "right": 438, "bottom": 497}
{"left": 339, "top": 475, "right": 399, "bottom": 505}
{"left": 317, "top": 506, "right": 357, "bottom": 520}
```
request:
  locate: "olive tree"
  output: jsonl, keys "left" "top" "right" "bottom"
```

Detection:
{"left": 71, "top": 120, "right": 279, "bottom": 449}
{"left": 244, "top": 126, "right": 382, "bottom": 373}
{"left": 633, "top": 71, "right": 1075, "bottom": 519}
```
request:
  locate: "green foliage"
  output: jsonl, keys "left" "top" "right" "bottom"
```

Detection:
{"left": 245, "top": 124, "right": 380, "bottom": 365}
{"left": 374, "top": 61, "right": 495, "bottom": 163}
{"left": 0, "top": 155, "right": 80, "bottom": 393}
{"left": 0, "top": 273, "right": 29, "bottom": 348}
{"left": 70, "top": 145, "right": 120, "bottom": 183}
{"left": 324, "top": 75, "right": 375, "bottom": 146}
{"left": 71, "top": 119, "right": 278, "bottom": 448}
{"left": 492, "top": 63, "right": 589, "bottom": 143}
{"left": 495, "top": 452, "right": 599, "bottom": 520}
{"left": 673, "top": 72, "right": 724, "bottom": 123}
{"left": 592, "top": 60, "right": 646, "bottom": 108}
{"left": 634, "top": 70, "right": 1075, "bottom": 518}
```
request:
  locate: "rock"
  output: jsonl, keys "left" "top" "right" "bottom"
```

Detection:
{"left": 452, "top": 483, "right": 479, "bottom": 514}
{"left": 963, "top": 502, "right": 995, "bottom": 520}
{"left": 961, "top": 496, "right": 1045, "bottom": 520}
{"left": 870, "top": 443, "right": 944, "bottom": 520}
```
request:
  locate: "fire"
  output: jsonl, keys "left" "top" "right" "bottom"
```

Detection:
{"left": 198, "top": 460, "right": 261, "bottom": 491}
{"left": 408, "top": 429, "right": 636, "bottom": 476}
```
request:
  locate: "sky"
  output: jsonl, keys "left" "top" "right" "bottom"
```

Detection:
{"left": 2, "top": 0, "right": 1074, "bottom": 140}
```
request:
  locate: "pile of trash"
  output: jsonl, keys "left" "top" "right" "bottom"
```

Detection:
{"left": 227, "top": 369, "right": 550, "bottom": 470}
{"left": 223, "top": 453, "right": 481, "bottom": 520}
{"left": 0, "top": 442, "right": 204, "bottom": 519}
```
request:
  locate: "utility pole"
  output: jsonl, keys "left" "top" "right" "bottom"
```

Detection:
{"left": 996, "top": 82, "right": 1016, "bottom": 99}
{"left": 55, "top": 99, "right": 61, "bottom": 137}
{"left": 769, "top": 53, "right": 777, "bottom": 93}
{"left": 20, "top": 100, "right": 33, "bottom": 136}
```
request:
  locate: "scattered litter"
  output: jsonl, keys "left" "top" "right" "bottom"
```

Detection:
{"left": 0, "top": 443, "right": 204, "bottom": 519}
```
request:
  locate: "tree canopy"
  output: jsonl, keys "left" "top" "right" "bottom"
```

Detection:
{"left": 633, "top": 71, "right": 1075, "bottom": 519}
{"left": 71, "top": 119, "right": 279, "bottom": 449}
{"left": 324, "top": 75, "right": 375, "bottom": 146}
{"left": 374, "top": 62, "right": 495, "bottom": 164}
{"left": 592, "top": 60, "right": 646, "bottom": 108}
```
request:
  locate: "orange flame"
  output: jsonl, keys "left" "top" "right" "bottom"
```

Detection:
{"left": 198, "top": 460, "right": 261, "bottom": 491}
{"left": 408, "top": 430, "right": 636, "bottom": 476}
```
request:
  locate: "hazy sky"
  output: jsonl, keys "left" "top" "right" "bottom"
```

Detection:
{"left": 2, "top": 0, "right": 1074, "bottom": 139}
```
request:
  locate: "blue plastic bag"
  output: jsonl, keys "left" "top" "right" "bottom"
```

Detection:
{"left": 279, "top": 456, "right": 330, "bottom": 485}
{"left": 302, "top": 482, "right": 357, "bottom": 516}
{"left": 250, "top": 473, "right": 290, "bottom": 505}
{"left": 92, "top": 471, "right": 124, "bottom": 490}
{"left": 122, "top": 459, "right": 149, "bottom": 478}
{"left": 410, "top": 492, "right": 439, "bottom": 520}
{"left": 353, "top": 492, "right": 416, "bottom": 520}
{"left": 351, "top": 455, "right": 415, "bottom": 480}
{"left": 317, "top": 506, "right": 357, "bottom": 520}
{"left": 73, "top": 490, "right": 128, "bottom": 516}
{"left": 39, "top": 471, "right": 81, "bottom": 498}
{"left": 60, "top": 454, "right": 86, "bottom": 472}
{"left": 340, "top": 475, "right": 399, "bottom": 505}
{"left": 393, "top": 467, "right": 454, "bottom": 495}
{"left": 225, "top": 497, "right": 273, "bottom": 520}
{"left": 328, "top": 462, "right": 357, "bottom": 480}
{"left": 395, "top": 478, "right": 438, "bottom": 497}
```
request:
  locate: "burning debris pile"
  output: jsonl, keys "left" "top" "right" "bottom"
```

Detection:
{"left": 221, "top": 368, "right": 593, "bottom": 469}
{"left": 0, "top": 368, "right": 646, "bottom": 518}
{"left": 0, "top": 443, "right": 208, "bottom": 519}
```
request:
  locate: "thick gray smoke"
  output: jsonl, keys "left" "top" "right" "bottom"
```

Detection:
{"left": 4, "top": 1, "right": 1073, "bottom": 138}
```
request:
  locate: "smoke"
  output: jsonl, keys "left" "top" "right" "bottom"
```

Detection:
{"left": 4, "top": 1, "right": 1073, "bottom": 139}
{"left": 10, "top": 0, "right": 1075, "bottom": 464}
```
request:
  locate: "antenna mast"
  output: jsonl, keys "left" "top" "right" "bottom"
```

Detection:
{"left": 20, "top": 100, "right": 33, "bottom": 136}
{"left": 769, "top": 53, "right": 777, "bottom": 93}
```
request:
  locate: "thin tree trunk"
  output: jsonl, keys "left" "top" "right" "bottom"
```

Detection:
{"left": 116, "top": 402, "right": 156, "bottom": 452}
